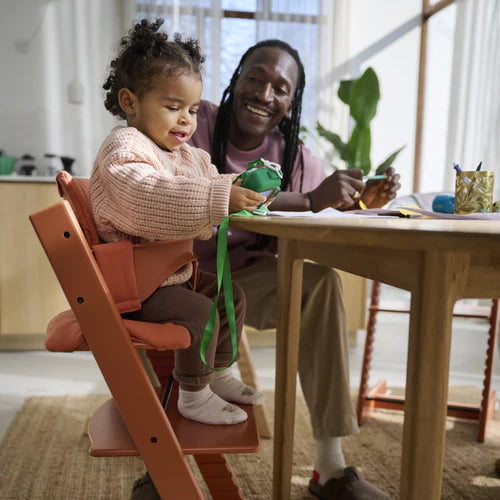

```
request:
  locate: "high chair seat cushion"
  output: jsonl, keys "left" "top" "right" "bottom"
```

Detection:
{"left": 45, "top": 309, "right": 191, "bottom": 352}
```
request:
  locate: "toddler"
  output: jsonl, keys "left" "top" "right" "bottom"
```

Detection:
{"left": 90, "top": 19, "right": 266, "bottom": 425}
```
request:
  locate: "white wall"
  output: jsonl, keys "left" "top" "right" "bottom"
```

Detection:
{"left": 0, "top": 0, "right": 129, "bottom": 176}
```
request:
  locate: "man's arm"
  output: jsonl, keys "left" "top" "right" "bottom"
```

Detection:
{"left": 270, "top": 167, "right": 401, "bottom": 212}
{"left": 267, "top": 191, "right": 311, "bottom": 211}
{"left": 270, "top": 169, "right": 365, "bottom": 212}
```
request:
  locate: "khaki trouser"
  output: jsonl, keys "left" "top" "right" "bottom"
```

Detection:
{"left": 124, "top": 270, "right": 245, "bottom": 386}
{"left": 233, "top": 256, "right": 359, "bottom": 439}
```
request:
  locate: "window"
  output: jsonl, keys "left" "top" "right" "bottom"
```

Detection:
{"left": 135, "top": 1, "right": 326, "bottom": 144}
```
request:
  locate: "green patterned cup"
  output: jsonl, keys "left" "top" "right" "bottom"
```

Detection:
{"left": 455, "top": 171, "right": 494, "bottom": 214}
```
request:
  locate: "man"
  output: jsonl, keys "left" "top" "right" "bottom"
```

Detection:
{"left": 189, "top": 40, "right": 399, "bottom": 499}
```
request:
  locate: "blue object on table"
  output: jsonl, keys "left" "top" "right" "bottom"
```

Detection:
{"left": 432, "top": 194, "right": 455, "bottom": 214}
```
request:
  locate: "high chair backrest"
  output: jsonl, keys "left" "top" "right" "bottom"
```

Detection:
{"left": 56, "top": 170, "right": 101, "bottom": 246}
{"left": 42, "top": 171, "right": 195, "bottom": 352}
{"left": 54, "top": 171, "right": 198, "bottom": 314}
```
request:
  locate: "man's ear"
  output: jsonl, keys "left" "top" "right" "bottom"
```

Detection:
{"left": 118, "top": 88, "right": 138, "bottom": 116}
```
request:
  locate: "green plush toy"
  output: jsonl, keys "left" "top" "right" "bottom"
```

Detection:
{"left": 234, "top": 158, "right": 283, "bottom": 216}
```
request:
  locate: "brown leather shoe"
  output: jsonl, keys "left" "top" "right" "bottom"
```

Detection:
{"left": 131, "top": 472, "right": 160, "bottom": 500}
{"left": 308, "top": 466, "right": 391, "bottom": 500}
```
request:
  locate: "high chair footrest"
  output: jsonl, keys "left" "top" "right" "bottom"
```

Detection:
{"left": 88, "top": 388, "right": 259, "bottom": 457}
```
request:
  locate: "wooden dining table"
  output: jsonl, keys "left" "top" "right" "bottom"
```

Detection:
{"left": 230, "top": 214, "right": 500, "bottom": 500}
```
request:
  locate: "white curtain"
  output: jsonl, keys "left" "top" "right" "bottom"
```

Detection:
{"left": 133, "top": 0, "right": 348, "bottom": 158}
{"left": 445, "top": 0, "right": 500, "bottom": 198}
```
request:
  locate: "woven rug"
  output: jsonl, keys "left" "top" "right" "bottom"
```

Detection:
{"left": 1, "top": 388, "right": 499, "bottom": 499}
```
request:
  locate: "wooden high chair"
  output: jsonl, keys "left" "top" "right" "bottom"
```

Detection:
{"left": 357, "top": 282, "right": 499, "bottom": 443}
{"left": 29, "top": 172, "right": 260, "bottom": 499}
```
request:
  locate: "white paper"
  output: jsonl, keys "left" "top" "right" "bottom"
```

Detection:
{"left": 269, "top": 207, "right": 382, "bottom": 218}
{"left": 270, "top": 207, "right": 360, "bottom": 218}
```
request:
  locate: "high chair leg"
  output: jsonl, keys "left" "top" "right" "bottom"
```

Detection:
{"left": 194, "top": 454, "right": 243, "bottom": 500}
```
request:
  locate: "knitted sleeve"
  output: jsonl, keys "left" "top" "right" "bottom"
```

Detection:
{"left": 90, "top": 127, "right": 233, "bottom": 242}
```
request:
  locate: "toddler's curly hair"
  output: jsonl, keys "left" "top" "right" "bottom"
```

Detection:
{"left": 103, "top": 19, "right": 205, "bottom": 119}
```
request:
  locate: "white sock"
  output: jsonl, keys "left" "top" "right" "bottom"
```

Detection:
{"left": 178, "top": 385, "right": 248, "bottom": 425}
{"left": 210, "top": 368, "right": 265, "bottom": 406}
{"left": 313, "top": 437, "right": 346, "bottom": 484}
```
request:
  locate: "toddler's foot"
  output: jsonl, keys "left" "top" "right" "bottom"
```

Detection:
{"left": 178, "top": 385, "right": 247, "bottom": 425}
{"left": 210, "top": 368, "right": 265, "bottom": 406}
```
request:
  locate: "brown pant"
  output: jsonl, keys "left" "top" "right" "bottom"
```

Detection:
{"left": 233, "top": 256, "right": 359, "bottom": 439}
{"left": 123, "top": 269, "right": 245, "bottom": 386}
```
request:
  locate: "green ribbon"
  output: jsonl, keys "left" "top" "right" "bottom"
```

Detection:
{"left": 200, "top": 210, "right": 254, "bottom": 370}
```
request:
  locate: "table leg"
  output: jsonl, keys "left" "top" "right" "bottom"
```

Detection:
{"left": 273, "top": 239, "right": 304, "bottom": 500}
{"left": 401, "top": 251, "right": 469, "bottom": 499}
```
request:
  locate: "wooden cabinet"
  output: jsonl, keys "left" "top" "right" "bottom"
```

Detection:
{"left": 0, "top": 180, "right": 68, "bottom": 349}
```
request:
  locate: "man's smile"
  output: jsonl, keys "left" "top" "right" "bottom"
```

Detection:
{"left": 244, "top": 102, "right": 272, "bottom": 118}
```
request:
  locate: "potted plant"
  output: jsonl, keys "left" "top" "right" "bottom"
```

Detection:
{"left": 316, "top": 67, "right": 404, "bottom": 176}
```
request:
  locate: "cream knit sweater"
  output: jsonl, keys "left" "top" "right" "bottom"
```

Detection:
{"left": 90, "top": 126, "right": 234, "bottom": 285}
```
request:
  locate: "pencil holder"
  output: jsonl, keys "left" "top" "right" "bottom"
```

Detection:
{"left": 454, "top": 171, "right": 494, "bottom": 214}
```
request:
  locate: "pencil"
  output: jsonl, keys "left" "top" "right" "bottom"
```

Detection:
{"left": 363, "top": 174, "right": 387, "bottom": 180}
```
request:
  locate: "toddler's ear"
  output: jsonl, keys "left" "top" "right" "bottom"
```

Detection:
{"left": 118, "top": 88, "right": 138, "bottom": 116}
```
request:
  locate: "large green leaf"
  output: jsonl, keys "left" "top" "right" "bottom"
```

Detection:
{"left": 316, "top": 121, "right": 348, "bottom": 161}
{"left": 346, "top": 125, "right": 371, "bottom": 175}
{"left": 375, "top": 146, "right": 405, "bottom": 173}
{"left": 337, "top": 80, "right": 354, "bottom": 104}
{"left": 349, "top": 67, "right": 380, "bottom": 128}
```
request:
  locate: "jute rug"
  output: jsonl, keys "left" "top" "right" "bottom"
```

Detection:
{"left": 1, "top": 388, "right": 499, "bottom": 499}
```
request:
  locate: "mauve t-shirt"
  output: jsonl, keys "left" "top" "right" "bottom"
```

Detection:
{"left": 189, "top": 100, "right": 327, "bottom": 272}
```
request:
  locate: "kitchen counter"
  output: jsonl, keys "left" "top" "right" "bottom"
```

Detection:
{"left": 0, "top": 181, "right": 68, "bottom": 348}
{"left": 0, "top": 174, "right": 57, "bottom": 183}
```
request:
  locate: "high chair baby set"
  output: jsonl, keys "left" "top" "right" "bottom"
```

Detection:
{"left": 29, "top": 171, "right": 260, "bottom": 499}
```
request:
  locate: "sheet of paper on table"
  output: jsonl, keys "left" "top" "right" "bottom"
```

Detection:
{"left": 269, "top": 206, "right": 500, "bottom": 220}
{"left": 269, "top": 207, "right": 381, "bottom": 218}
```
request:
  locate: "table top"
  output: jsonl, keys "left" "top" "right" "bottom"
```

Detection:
{"left": 230, "top": 215, "right": 500, "bottom": 252}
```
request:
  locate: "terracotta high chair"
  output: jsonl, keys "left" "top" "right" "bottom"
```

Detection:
{"left": 29, "top": 171, "right": 260, "bottom": 499}
{"left": 358, "top": 285, "right": 498, "bottom": 443}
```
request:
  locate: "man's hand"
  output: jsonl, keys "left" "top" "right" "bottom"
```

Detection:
{"left": 308, "top": 169, "right": 365, "bottom": 212}
{"left": 360, "top": 167, "right": 401, "bottom": 208}
{"left": 229, "top": 181, "right": 266, "bottom": 214}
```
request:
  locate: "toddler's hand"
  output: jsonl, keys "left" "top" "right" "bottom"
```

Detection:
{"left": 229, "top": 183, "right": 266, "bottom": 214}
